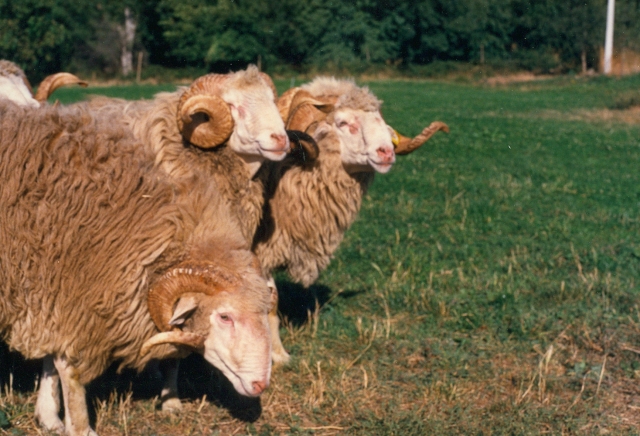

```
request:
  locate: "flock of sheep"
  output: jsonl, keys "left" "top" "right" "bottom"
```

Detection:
{"left": 0, "top": 60, "right": 448, "bottom": 436}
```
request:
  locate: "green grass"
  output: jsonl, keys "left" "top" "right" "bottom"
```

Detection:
{"left": 4, "top": 74, "right": 640, "bottom": 434}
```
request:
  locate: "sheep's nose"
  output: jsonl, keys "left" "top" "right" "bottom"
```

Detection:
{"left": 252, "top": 380, "right": 268, "bottom": 395}
{"left": 376, "top": 146, "right": 395, "bottom": 162}
{"left": 271, "top": 133, "right": 289, "bottom": 151}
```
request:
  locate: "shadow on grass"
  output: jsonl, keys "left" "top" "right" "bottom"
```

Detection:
{"left": 87, "top": 354, "right": 263, "bottom": 423}
{"left": 0, "top": 343, "right": 262, "bottom": 425}
{"left": 275, "top": 279, "right": 332, "bottom": 327}
{"left": 273, "top": 278, "right": 368, "bottom": 328}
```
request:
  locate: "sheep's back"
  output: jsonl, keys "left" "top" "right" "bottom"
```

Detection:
{"left": 106, "top": 91, "right": 265, "bottom": 244}
{"left": 0, "top": 101, "right": 185, "bottom": 381}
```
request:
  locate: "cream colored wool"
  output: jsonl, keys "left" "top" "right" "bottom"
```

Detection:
{"left": 254, "top": 126, "right": 373, "bottom": 287}
{"left": 0, "top": 100, "right": 270, "bottom": 385}
{"left": 84, "top": 89, "right": 265, "bottom": 244}
{"left": 252, "top": 77, "right": 383, "bottom": 287}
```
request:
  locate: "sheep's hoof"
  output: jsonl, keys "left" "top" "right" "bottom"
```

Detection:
{"left": 272, "top": 348, "right": 291, "bottom": 367}
{"left": 34, "top": 408, "right": 65, "bottom": 434}
{"left": 161, "top": 397, "right": 183, "bottom": 414}
{"left": 38, "top": 419, "right": 65, "bottom": 434}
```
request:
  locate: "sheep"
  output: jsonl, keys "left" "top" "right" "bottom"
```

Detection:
{"left": 31, "top": 65, "right": 307, "bottom": 423}
{"left": 0, "top": 99, "right": 276, "bottom": 436}
{"left": 256, "top": 76, "right": 448, "bottom": 284}
{"left": 80, "top": 68, "right": 314, "bottom": 371}
{"left": 83, "top": 65, "right": 293, "bottom": 243}
{"left": 253, "top": 77, "right": 449, "bottom": 362}
{"left": 0, "top": 59, "right": 87, "bottom": 107}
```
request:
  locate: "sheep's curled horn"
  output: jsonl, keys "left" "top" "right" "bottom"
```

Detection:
{"left": 34, "top": 73, "right": 88, "bottom": 102}
{"left": 140, "top": 262, "right": 240, "bottom": 356}
{"left": 277, "top": 88, "right": 336, "bottom": 132}
{"left": 391, "top": 121, "right": 450, "bottom": 155}
{"left": 177, "top": 74, "right": 234, "bottom": 148}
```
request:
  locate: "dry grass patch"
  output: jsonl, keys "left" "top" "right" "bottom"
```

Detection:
{"left": 482, "top": 106, "right": 640, "bottom": 126}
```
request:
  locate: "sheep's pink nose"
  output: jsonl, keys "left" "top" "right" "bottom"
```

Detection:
{"left": 376, "top": 146, "right": 394, "bottom": 162}
{"left": 252, "top": 380, "right": 268, "bottom": 395}
{"left": 271, "top": 133, "right": 289, "bottom": 151}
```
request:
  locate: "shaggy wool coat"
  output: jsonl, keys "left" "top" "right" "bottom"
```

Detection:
{"left": 0, "top": 101, "right": 261, "bottom": 384}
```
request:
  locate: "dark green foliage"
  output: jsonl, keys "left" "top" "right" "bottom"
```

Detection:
{"left": 7, "top": 0, "right": 640, "bottom": 78}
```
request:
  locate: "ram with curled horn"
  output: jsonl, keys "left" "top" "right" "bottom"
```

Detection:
{"left": 0, "top": 96, "right": 278, "bottom": 435}
{"left": 25, "top": 65, "right": 315, "bottom": 419}
{"left": 142, "top": 260, "right": 276, "bottom": 399}
{"left": 0, "top": 60, "right": 87, "bottom": 108}
{"left": 253, "top": 77, "right": 448, "bottom": 365}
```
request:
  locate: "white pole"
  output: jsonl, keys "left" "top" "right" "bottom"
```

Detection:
{"left": 604, "top": 0, "right": 615, "bottom": 74}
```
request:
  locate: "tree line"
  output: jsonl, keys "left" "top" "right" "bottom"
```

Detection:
{"left": 2, "top": 0, "right": 640, "bottom": 81}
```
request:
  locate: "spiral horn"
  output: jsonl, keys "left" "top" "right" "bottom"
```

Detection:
{"left": 392, "top": 121, "right": 450, "bottom": 155}
{"left": 34, "top": 72, "right": 88, "bottom": 103}
{"left": 177, "top": 74, "right": 234, "bottom": 148}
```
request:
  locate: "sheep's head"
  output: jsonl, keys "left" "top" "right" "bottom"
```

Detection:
{"left": 279, "top": 77, "right": 449, "bottom": 171}
{"left": 279, "top": 80, "right": 395, "bottom": 174}
{"left": 142, "top": 259, "right": 276, "bottom": 397}
{"left": 0, "top": 60, "right": 38, "bottom": 107}
{"left": 0, "top": 60, "right": 87, "bottom": 108}
{"left": 177, "top": 66, "right": 289, "bottom": 162}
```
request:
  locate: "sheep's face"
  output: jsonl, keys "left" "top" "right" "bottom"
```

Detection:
{"left": 202, "top": 296, "right": 272, "bottom": 397}
{"left": 223, "top": 84, "right": 290, "bottom": 163}
{"left": 0, "top": 75, "right": 39, "bottom": 108}
{"left": 331, "top": 108, "right": 395, "bottom": 174}
{"left": 167, "top": 289, "right": 273, "bottom": 397}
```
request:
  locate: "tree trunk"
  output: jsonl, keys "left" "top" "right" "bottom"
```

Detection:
{"left": 120, "top": 7, "right": 136, "bottom": 77}
{"left": 581, "top": 49, "right": 587, "bottom": 74}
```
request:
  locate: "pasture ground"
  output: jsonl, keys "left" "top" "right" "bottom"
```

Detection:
{"left": 2, "top": 74, "right": 640, "bottom": 435}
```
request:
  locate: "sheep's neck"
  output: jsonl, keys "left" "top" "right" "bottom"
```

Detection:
{"left": 237, "top": 154, "right": 265, "bottom": 178}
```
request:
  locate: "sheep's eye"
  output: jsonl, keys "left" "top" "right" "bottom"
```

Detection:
{"left": 219, "top": 314, "right": 232, "bottom": 323}
{"left": 337, "top": 120, "right": 349, "bottom": 128}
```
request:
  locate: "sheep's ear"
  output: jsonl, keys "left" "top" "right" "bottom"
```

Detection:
{"left": 169, "top": 296, "right": 198, "bottom": 326}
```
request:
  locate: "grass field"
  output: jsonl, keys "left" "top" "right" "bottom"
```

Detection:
{"left": 2, "top": 74, "right": 640, "bottom": 435}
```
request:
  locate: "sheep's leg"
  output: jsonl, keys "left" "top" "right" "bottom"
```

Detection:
{"left": 159, "top": 359, "right": 182, "bottom": 413}
{"left": 53, "top": 355, "right": 96, "bottom": 436}
{"left": 34, "top": 355, "right": 65, "bottom": 433}
{"left": 267, "top": 277, "right": 290, "bottom": 365}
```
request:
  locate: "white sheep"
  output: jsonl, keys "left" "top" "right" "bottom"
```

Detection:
{"left": 0, "top": 99, "right": 276, "bottom": 436}
{"left": 254, "top": 77, "right": 449, "bottom": 363}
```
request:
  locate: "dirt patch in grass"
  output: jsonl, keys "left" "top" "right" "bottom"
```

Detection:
{"left": 483, "top": 106, "right": 640, "bottom": 125}
{"left": 560, "top": 107, "right": 640, "bottom": 125}
{"left": 483, "top": 72, "right": 554, "bottom": 86}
